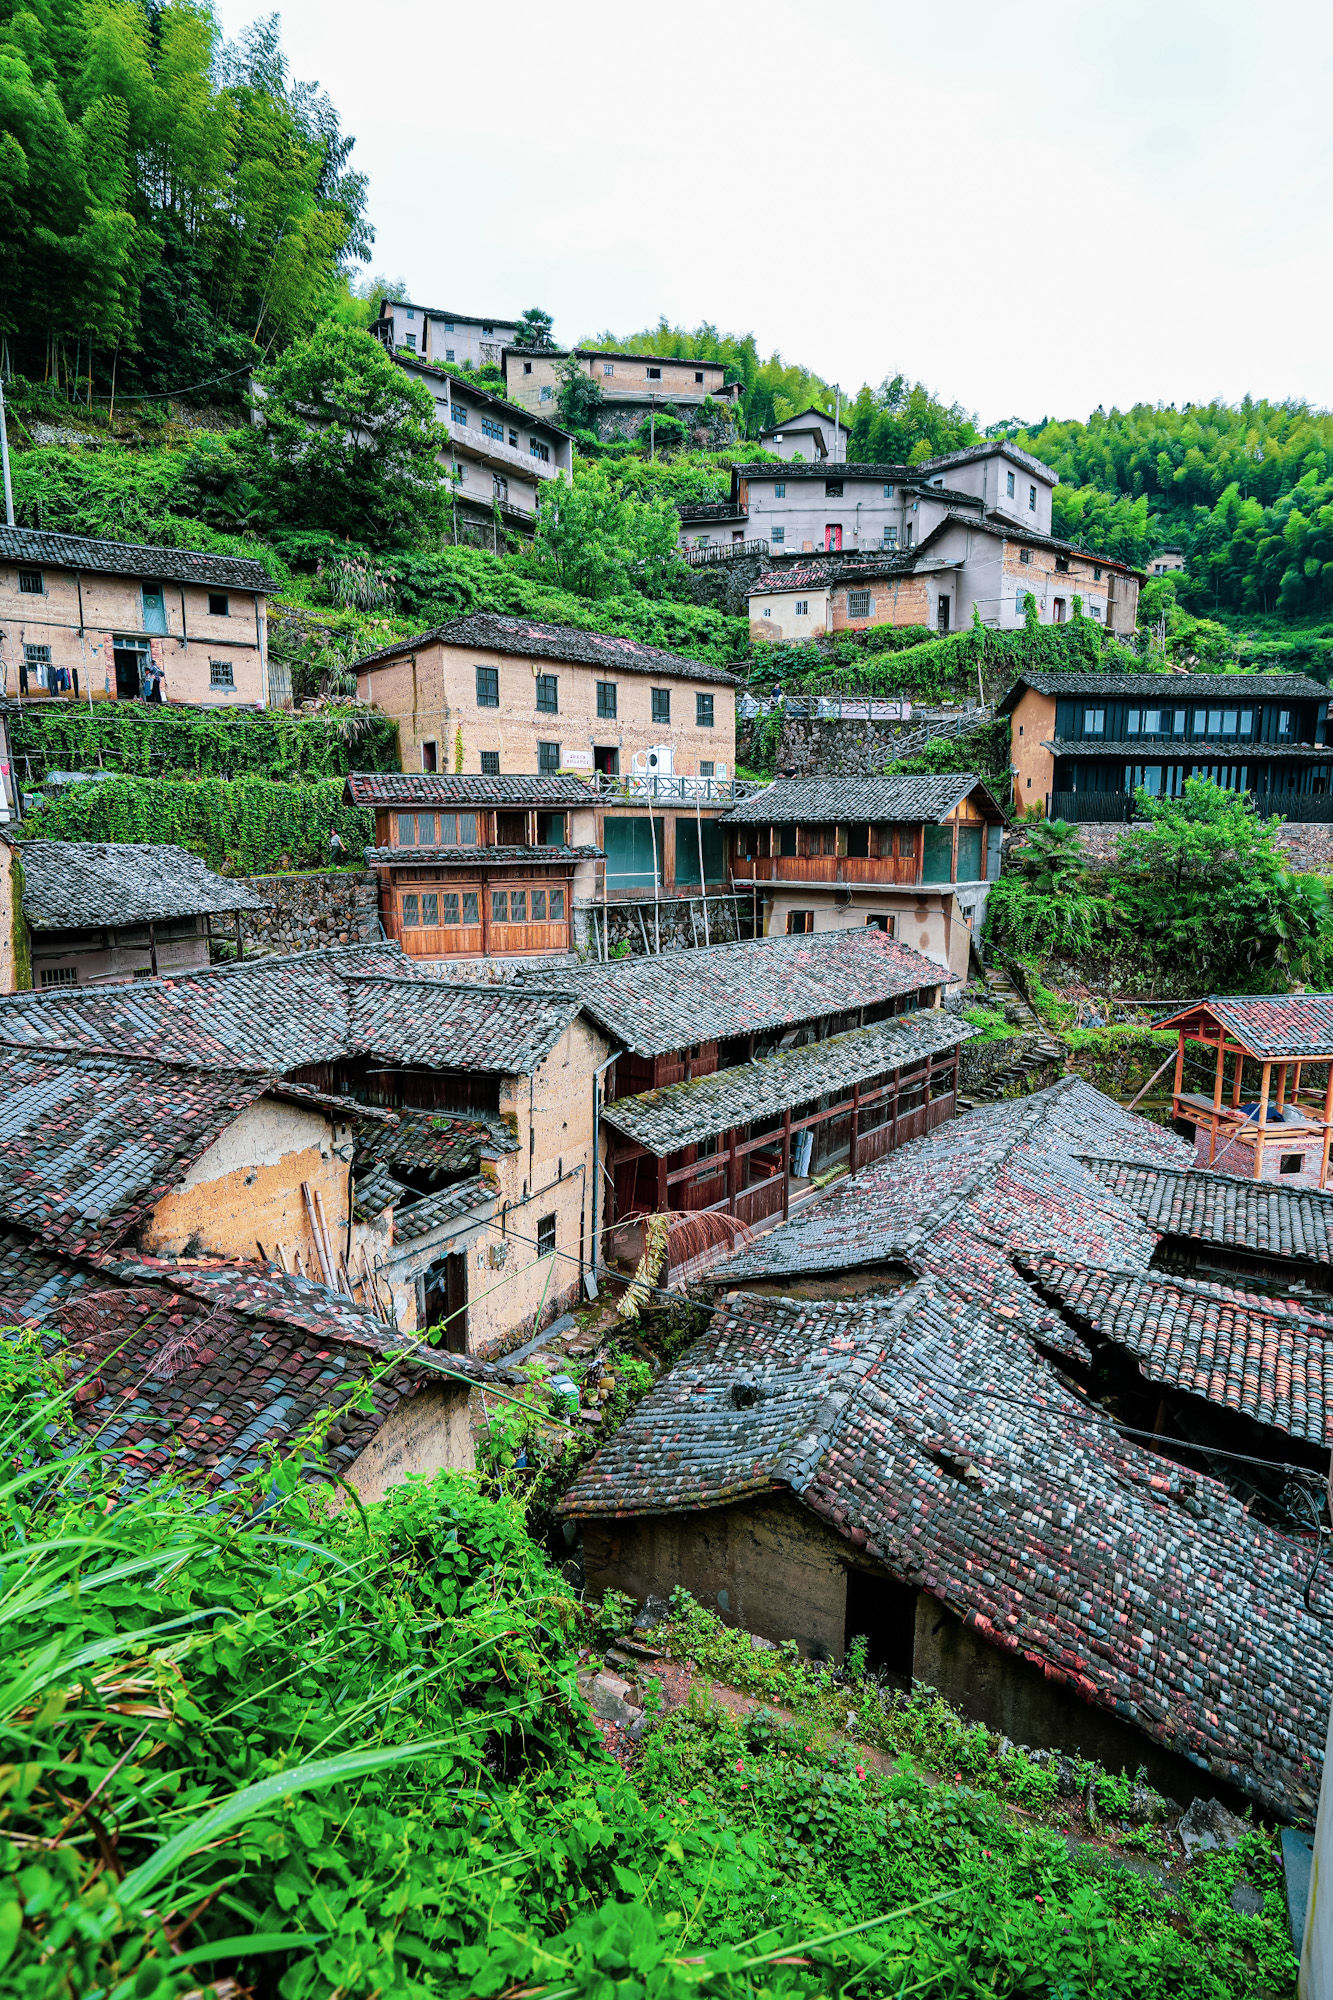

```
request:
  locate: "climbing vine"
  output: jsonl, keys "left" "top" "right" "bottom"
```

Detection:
{"left": 19, "top": 776, "right": 373, "bottom": 875}
{"left": 8, "top": 703, "right": 400, "bottom": 787}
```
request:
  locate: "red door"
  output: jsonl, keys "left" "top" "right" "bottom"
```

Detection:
{"left": 825, "top": 524, "right": 843, "bottom": 551}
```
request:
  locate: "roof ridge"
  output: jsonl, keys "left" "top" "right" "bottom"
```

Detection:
{"left": 1024, "top": 1251, "right": 1333, "bottom": 1326}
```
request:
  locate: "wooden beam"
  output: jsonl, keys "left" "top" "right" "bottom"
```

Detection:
{"left": 1252, "top": 1061, "right": 1272, "bottom": 1182}
{"left": 1321, "top": 1065, "right": 1333, "bottom": 1193}
{"left": 782, "top": 1106, "right": 792, "bottom": 1220}
{"left": 1208, "top": 1028, "right": 1225, "bottom": 1166}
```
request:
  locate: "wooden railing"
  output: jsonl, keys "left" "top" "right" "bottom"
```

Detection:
{"left": 730, "top": 855, "right": 923, "bottom": 886}
{"left": 683, "top": 539, "right": 771, "bottom": 566}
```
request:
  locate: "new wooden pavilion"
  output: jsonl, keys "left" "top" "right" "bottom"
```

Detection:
{"left": 1153, "top": 995, "right": 1333, "bottom": 1187}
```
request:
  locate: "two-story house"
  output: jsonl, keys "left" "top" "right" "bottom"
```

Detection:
{"left": 371, "top": 297, "right": 521, "bottom": 370}
{"left": 391, "top": 355, "right": 574, "bottom": 535}
{"left": 502, "top": 346, "right": 742, "bottom": 441}
{"left": 757, "top": 408, "right": 850, "bottom": 462}
{"left": 721, "top": 776, "right": 1006, "bottom": 982}
{"left": 0, "top": 527, "right": 277, "bottom": 706}
{"left": 1000, "top": 670, "right": 1333, "bottom": 819}
{"left": 353, "top": 613, "right": 738, "bottom": 781}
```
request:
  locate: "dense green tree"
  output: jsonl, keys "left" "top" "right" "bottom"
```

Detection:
{"left": 555, "top": 352, "right": 604, "bottom": 431}
{"left": 514, "top": 304, "right": 556, "bottom": 348}
{"left": 252, "top": 321, "right": 444, "bottom": 546}
{"left": 844, "top": 374, "right": 978, "bottom": 465}
{"left": 525, "top": 457, "right": 683, "bottom": 600}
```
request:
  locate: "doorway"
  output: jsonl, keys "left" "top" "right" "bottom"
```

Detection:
{"left": 422, "top": 1252, "right": 468, "bottom": 1352}
{"left": 1052, "top": 597, "right": 1066, "bottom": 623}
{"left": 113, "top": 645, "right": 146, "bottom": 700}
{"left": 594, "top": 745, "right": 620, "bottom": 777}
{"left": 937, "top": 595, "right": 950, "bottom": 632}
{"left": 824, "top": 524, "right": 843, "bottom": 552}
{"left": 844, "top": 1566, "right": 916, "bottom": 1680}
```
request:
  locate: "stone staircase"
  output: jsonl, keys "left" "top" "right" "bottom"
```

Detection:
{"left": 956, "top": 962, "right": 1066, "bottom": 1109}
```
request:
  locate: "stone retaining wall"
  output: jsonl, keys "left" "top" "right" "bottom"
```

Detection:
{"left": 765, "top": 714, "right": 935, "bottom": 776}
{"left": 1070, "top": 819, "right": 1333, "bottom": 873}
{"left": 225, "top": 869, "right": 382, "bottom": 959}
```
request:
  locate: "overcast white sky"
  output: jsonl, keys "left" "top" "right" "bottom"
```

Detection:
{"left": 214, "top": 0, "right": 1333, "bottom": 427}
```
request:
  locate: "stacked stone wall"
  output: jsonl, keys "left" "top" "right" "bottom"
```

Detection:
{"left": 225, "top": 869, "right": 382, "bottom": 959}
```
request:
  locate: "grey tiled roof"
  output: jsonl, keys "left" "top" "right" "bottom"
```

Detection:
{"left": 17, "top": 842, "right": 267, "bottom": 930}
{"left": 0, "top": 524, "right": 276, "bottom": 592}
{"left": 603, "top": 1012, "right": 973, "bottom": 1155}
{"left": 750, "top": 553, "right": 922, "bottom": 593}
{"left": 0, "top": 1049, "right": 273, "bottom": 1249}
{"left": 393, "top": 1174, "right": 495, "bottom": 1241}
{"left": 917, "top": 441, "right": 1058, "bottom": 482}
{"left": 522, "top": 930, "right": 943, "bottom": 1058}
{"left": 344, "top": 975, "right": 582, "bottom": 1074}
{"left": 1027, "top": 1255, "right": 1333, "bottom": 1445}
{"left": 346, "top": 773, "right": 595, "bottom": 808}
{"left": 1152, "top": 994, "right": 1333, "bottom": 1061}
{"left": 0, "top": 1224, "right": 518, "bottom": 1492}
{"left": 722, "top": 776, "right": 1005, "bottom": 826}
{"left": 352, "top": 612, "right": 740, "bottom": 685}
{"left": 562, "top": 1272, "right": 1332, "bottom": 1819}
{"left": 0, "top": 943, "right": 423, "bottom": 1069}
{"left": 1086, "top": 1158, "right": 1333, "bottom": 1263}
{"left": 1044, "top": 737, "right": 1327, "bottom": 760}
{"left": 998, "top": 670, "right": 1329, "bottom": 711}
{"left": 363, "top": 845, "right": 599, "bottom": 866}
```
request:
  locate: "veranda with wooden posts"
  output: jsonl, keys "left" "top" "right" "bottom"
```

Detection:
{"left": 1154, "top": 995, "right": 1333, "bottom": 1188}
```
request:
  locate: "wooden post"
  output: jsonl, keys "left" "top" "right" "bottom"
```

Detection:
{"left": 782, "top": 1106, "right": 792, "bottom": 1220}
{"left": 1208, "top": 1030, "right": 1225, "bottom": 1166}
{"left": 1172, "top": 1029, "right": 1185, "bottom": 1109}
{"left": 1251, "top": 1061, "right": 1272, "bottom": 1182}
{"left": 1321, "top": 1065, "right": 1333, "bottom": 1192}
{"left": 850, "top": 1080, "right": 861, "bottom": 1171}
{"left": 148, "top": 920, "right": 158, "bottom": 978}
{"left": 1230, "top": 1042, "right": 1244, "bottom": 1107}
{"left": 235, "top": 908, "right": 243, "bottom": 962}
{"left": 727, "top": 1126, "right": 739, "bottom": 1215}
{"left": 1277, "top": 1062, "right": 1289, "bottom": 1116}
{"left": 656, "top": 1153, "right": 668, "bottom": 1214}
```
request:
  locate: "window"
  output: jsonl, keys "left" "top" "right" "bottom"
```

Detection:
{"left": 646, "top": 366, "right": 662, "bottom": 380}
{"left": 406, "top": 307, "right": 415, "bottom": 319}
{"left": 786, "top": 910, "right": 814, "bottom": 934}
{"left": 937, "top": 596, "right": 950, "bottom": 632}
{"left": 481, "top": 750, "right": 500, "bottom": 775}
{"left": 774, "top": 481, "right": 786, "bottom": 498}
{"left": 865, "top": 914, "right": 894, "bottom": 934}
{"left": 482, "top": 324, "right": 494, "bottom": 336}
{"left": 476, "top": 665, "right": 499, "bottom": 707}
{"left": 208, "top": 659, "right": 235, "bottom": 688}
{"left": 537, "top": 1214, "right": 556, "bottom": 1257}
{"left": 539, "top": 386, "right": 553, "bottom": 402}
{"left": 493, "top": 475, "right": 509, "bottom": 505}
{"left": 695, "top": 370, "right": 704, "bottom": 383}
{"left": 508, "top": 428, "right": 518, "bottom": 446}
{"left": 141, "top": 582, "right": 167, "bottom": 633}
{"left": 420, "top": 892, "right": 439, "bottom": 925}
{"left": 882, "top": 526, "right": 898, "bottom": 548}
{"left": 481, "top": 416, "right": 505, "bottom": 441}
{"left": 530, "top": 439, "right": 551, "bottom": 461}
{"left": 1281, "top": 1154, "right": 1304, "bottom": 1175}
{"left": 401, "top": 893, "right": 421, "bottom": 927}
{"left": 1083, "top": 708, "right": 1106, "bottom": 736}
{"left": 524, "top": 361, "right": 533, "bottom": 374}
{"left": 883, "top": 483, "right": 894, "bottom": 499}
{"left": 23, "top": 643, "right": 51, "bottom": 678}
{"left": 208, "top": 592, "right": 229, "bottom": 616}
{"left": 825, "top": 480, "right": 844, "bottom": 497}
{"left": 603, "top": 362, "right": 614, "bottom": 375}
{"left": 509, "top": 889, "right": 528, "bottom": 920}
{"left": 492, "top": 890, "right": 508, "bottom": 921}
{"left": 1093, "top": 565, "right": 1103, "bottom": 581}
{"left": 450, "top": 402, "right": 468, "bottom": 425}
{"left": 771, "top": 525, "right": 786, "bottom": 544}
{"left": 551, "top": 887, "right": 567, "bottom": 919}
{"left": 396, "top": 813, "right": 415, "bottom": 845}
{"left": 18, "top": 568, "right": 43, "bottom": 593}
{"left": 442, "top": 318, "right": 453, "bottom": 331}
{"left": 1054, "top": 555, "right": 1069, "bottom": 573}
{"left": 1019, "top": 547, "right": 1032, "bottom": 564}
{"left": 794, "top": 599, "right": 809, "bottom": 616}
{"left": 651, "top": 687, "right": 671, "bottom": 724}
{"left": 596, "top": 680, "right": 617, "bottom": 719}
{"left": 696, "top": 693, "right": 715, "bottom": 728}
{"left": 445, "top": 348, "right": 455, "bottom": 362}
{"left": 1028, "top": 484, "right": 1037, "bottom": 511}
{"left": 1006, "top": 470, "right": 1015, "bottom": 497}
{"left": 700, "top": 760, "right": 715, "bottom": 777}
{"left": 404, "top": 332, "right": 417, "bottom": 350}
{"left": 1278, "top": 709, "right": 1294, "bottom": 739}
{"left": 439, "top": 812, "right": 479, "bottom": 845}
{"left": 848, "top": 590, "right": 872, "bottom": 618}
{"left": 536, "top": 673, "right": 559, "bottom": 713}
{"left": 39, "top": 966, "right": 78, "bottom": 988}
{"left": 422, "top": 740, "right": 438, "bottom": 772}
{"left": 763, "top": 608, "right": 772, "bottom": 618}
{"left": 538, "top": 741, "right": 561, "bottom": 772}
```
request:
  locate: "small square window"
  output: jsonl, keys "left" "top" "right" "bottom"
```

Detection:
{"left": 646, "top": 366, "right": 662, "bottom": 380}
{"left": 1006, "top": 470, "right": 1016, "bottom": 497}
{"left": 482, "top": 323, "right": 494, "bottom": 335}
{"left": 848, "top": 590, "right": 872, "bottom": 618}
{"left": 1093, "top": 565, "right": 1103, "bottom": 580}
{"left": 1028, "top": 484, "right": 1037, "bottom": 510}
{"left": 476, "top": 665, "right": 500, "bottom": 707}
{"left": 1281, "top": 1153, "right": 1304, "bottom": 1175}
{"left": 603, "top": 362, "right": 614, "bottom": 375}
{"left": 445, "top": 347, "right": 455, "bottom": 362}
{"left": 508, "top": 428, "right": 518, "bottom": 446}
{"left": 700, "top": 760, "right": 715, "bottom": 777}
{"left": 17, "top": 568, "right": 43, "bottom": 594}
{"left": 651, "top": 687, "right": 670, "bottom": 724}
{"left": 1020, "top": 547, "right": 1032, "bottom": 564}
{"left": 883, "top": 483, "right": 894, "bottom": 499}
{"left": 209, "top": 659, "right": 235, "bottom": 688}
{"left": 208, "top": 592, "right": 229, "bottom": 616}
{"left": 39, "top": 965, "right": 78, "bottom": 987}
{"left": 538, "top": 740, "right": 561, "bottom": 772}
{"left": 882, "top": 526, "right": 897, "bottom": 548}
{"left": 771, "top": 525, "right": 786, "bottom": 544}
{"left": 539, "top": 385, "right": 553, "bottom": 401}
{"left": 825, "top": 481, "right": 844, "bottom": 497}
{"left": 696, "top": 693, "right": 714, "bottom": 728}
{"left": 524, "top": 360, "right": 533, "bottom": 374}
{"left": 536, "top": 672, "right": 559, "bottom": 714}
{"left": 786, "top": 910, "right": 814, "bottom": 934}
{"left": 695, "top": 370, "right": 704, "bottom": 383}
{"left": 406, "top": 307, "right": 415, "bottom": 320}
{"left": 537, "top": 1213, "right": 556, "bottom": 1257}
{"left": 404, "top": 332, "right": 416, "bottom": 350}
{"left": 443, "top": 319, "right": 454, "bottom": 331}
{"left": 795, "top": 599, "right": 809, "bottom": 616}
{"left": 596, "top": 680, "right": 617, "bottom": 719}
{"left": 481, "top": 750, "right": 500, "bottom": 775}
{"left": 773, "top": 482, "right": 786, "bottom": 498}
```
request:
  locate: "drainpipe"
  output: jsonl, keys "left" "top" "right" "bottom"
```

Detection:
{"left": 589, "top": 1049, "right": 619, "bottom": 1290}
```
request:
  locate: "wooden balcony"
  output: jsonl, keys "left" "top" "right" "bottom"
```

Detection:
{"left": 730, "top": 855, "right": 922, "bottom": 887}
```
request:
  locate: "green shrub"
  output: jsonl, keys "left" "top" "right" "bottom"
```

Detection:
{"left": 19, "top": 774, "right": 372, "bottom": 874}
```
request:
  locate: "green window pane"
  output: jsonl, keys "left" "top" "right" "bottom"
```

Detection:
{"left": 604, "top": 815, "right": 666, "bottom": 890}
{"left": 676, "top": 818, "right": 726, "bottom": 886}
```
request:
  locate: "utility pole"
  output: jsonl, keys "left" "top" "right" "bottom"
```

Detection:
{"left": 649, "top": 396, "right": 656, "bottom": 462}
{"left": 0, "top": 368, "right": 14, "bottom": 527}
{"left": 833, "top": 382, "right": 841, "bottom": 462}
